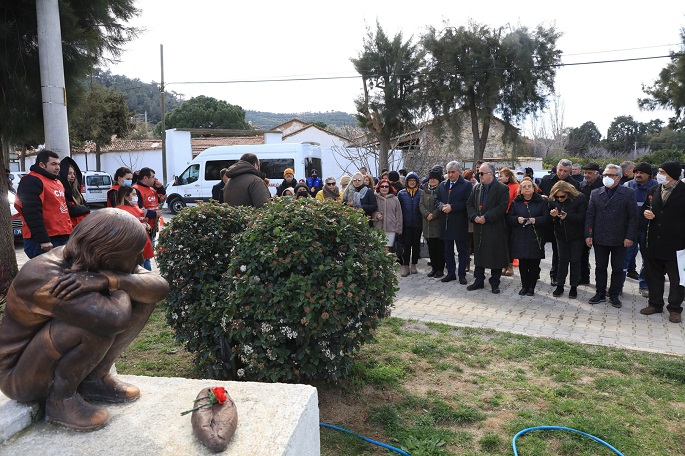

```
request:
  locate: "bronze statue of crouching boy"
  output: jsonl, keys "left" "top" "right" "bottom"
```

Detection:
{"left": 0, "top": 209, "right": 170, "bottom": 431}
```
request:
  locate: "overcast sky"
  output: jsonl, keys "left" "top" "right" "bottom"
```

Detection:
{"left": 107, "top": 0, "right": 685, "bottom": 137}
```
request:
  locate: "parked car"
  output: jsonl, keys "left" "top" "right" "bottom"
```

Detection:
{"left": 82, "top": 171, "right": 113, "bottom": 206}
{"left": 7, "top": 190, "right": 22, "bottom": 238}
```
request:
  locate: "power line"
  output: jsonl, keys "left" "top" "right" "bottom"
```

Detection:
{"left": 167, "top": 52, "right": 684, "bottom": 86}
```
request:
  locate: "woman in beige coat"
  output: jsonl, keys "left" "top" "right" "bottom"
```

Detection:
{"left": 372, "top": 179, "right": 403, "bottom": 248}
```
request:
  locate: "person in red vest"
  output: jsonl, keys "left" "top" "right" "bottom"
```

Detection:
{"left": 115, "top": 185, "right": 155, "bottom": 271}
{"left": 133, "top": 167, "right": 164, "bottom": 240}
{"left": 15, "top": 150, "right": 72, "bottom": 258}
{"left": 107, "top": 166, "right": 133, "bottom": 207}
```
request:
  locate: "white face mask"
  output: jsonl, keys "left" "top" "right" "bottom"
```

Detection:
{"left": 602, "top": 176, "right": 615, "bottom": 187}
{"left": 130, "top": 196, "right": 138, "bottom": 205}
{"left": 656, "top": 174, "right": 668, "bottom": 185}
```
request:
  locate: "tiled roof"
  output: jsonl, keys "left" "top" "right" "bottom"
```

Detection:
{"left": 71, "top": 139, "right": 162, "bottom": 154}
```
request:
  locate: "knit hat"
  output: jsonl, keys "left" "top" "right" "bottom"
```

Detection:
{"left": 633, "top": 162, "right": 652, "bottom": 175}
{"left": 660, "top": 161, "right": 682, "bottom": 181}
{"left": 428, "top": 169, "right": 443, "bottom": 181}
{"left": 388, "top": 170, "right": 400, "bottom": 182}
{"left": 283, "top": 168, "right": 295, "bottom": 177}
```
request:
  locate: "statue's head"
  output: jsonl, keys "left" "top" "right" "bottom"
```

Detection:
{"left": 63, "top": 208, "right": 148, "bottom": 273}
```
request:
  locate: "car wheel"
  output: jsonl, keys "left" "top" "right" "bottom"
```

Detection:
{"left": 169, "top": 197, "right": 186, "bottom": 214}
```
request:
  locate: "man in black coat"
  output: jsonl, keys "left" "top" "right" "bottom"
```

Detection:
{"left": 578, "top": 163, "right": 603, "bottom": 284}
{"left": 639, "top": 162, "right": 685, "bottom": 323}
{"left": 466, "top": 162, "right": 510, "bottom": 294}
{"left": 584, "top": 164, "right": 638, "bottom": 308}
{"left": 211, "top": 168, "right": 229, "bottom": 203}
{"left": 539, "top": 159, "right": 580, "bottom": 286}
{"left": 435, "top": 162, "right": 472, "bottom": 284}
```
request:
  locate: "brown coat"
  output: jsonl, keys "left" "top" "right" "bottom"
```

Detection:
{"left": 223, "top": 160, "right": 271, "bottom": 208}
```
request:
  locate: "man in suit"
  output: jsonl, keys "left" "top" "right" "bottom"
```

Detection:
{"left": 584, "top": 163, "right": 638, "bottom": 308}
{"left": 466, "top": 162, "right": 510, "bottom": 294}
{"left": 639, "top": 162, "right": 685, "bottom": 323}
{"left": 578, "top": 163, "right": 603, "bottom": 285}
{"left": 435, "top": 161, "right": 473, "bottom": 284}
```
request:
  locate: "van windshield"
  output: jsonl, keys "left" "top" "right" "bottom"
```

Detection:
{"left": 260, "top": 159, "right": 295, "bottom": 179}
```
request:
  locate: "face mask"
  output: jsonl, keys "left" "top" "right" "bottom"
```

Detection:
{"left": 123, "top": 179, "right": 133, "bottom": 186}
{"left": 130, "top": 196, "right": 138, "bottom": 205}
{"left": 602, "top": 176, "right": 615, "bottom": 187}
{"left": 656, "top": 174, "right": 668, "bottom": 185}
{"left": 516, "top": 175, "right": 524, "bottom": 182}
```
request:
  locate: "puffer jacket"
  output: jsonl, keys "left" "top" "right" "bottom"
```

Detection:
{"left": 397, "top": 172, "right": 423, "bottom": 229}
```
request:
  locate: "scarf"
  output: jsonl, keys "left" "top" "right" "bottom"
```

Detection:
{"left": 323, "top": 185, "right": 340, "bottom": 200}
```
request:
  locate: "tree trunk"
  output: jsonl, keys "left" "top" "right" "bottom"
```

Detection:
{"left": 96, "top": 143, "right": 101, "bottom": 171}
{"left": 479, "top": 116, "right": 492, "bottom": 161}
{"left": 379, "top": 138, "right": 390, "bottom": 175}
{"left": 0, "top": 140, "right": 19, "bottom": 296}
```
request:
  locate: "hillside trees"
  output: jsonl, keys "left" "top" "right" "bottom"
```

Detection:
{"left": 420, "top": 22, "right": 562, "bottom": 163}
{"left": 161, "top": 95, "right": 250, "bottom": 133}
{"left": 566, "top": 121, "right": 602, "bottom": 155}
{"left": 639, "top": 28, "right": 685, "bottom": 129}
{"left": 351, "top": 21, "right": 423, "bottom": 172}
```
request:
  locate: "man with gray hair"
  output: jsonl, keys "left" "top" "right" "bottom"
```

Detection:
{"left": 539, "top": 159, "right": 581, "bottom": 286}
{"left": 571, "top": 163, "right": 583, "bottom": 183}
{"left": 619, "top": 161, "right": 635, "bottom": 185}
{"left": 585, "top": 163, "right": 638, "bottom": 308}
{"left": 435, "top": 161, "right": 473, "bottom": 283}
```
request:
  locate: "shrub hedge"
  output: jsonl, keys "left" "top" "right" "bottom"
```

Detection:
{"left": 157, "top": 199, "right": 398, "bottom": 382}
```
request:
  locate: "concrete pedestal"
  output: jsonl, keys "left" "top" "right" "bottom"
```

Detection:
{"left": 0, "top": 375, "right": 320, "bottom": 455}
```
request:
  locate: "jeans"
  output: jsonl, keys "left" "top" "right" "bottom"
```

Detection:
{"left": 444, "top": 239, "right": 468, "bottom": 279}
{"left": 593, "top": 244, "right": 627, "bottom": 298}
{"left": 623, "top": 232, "right": 648, "bottom": 289}
{"left": 24, "top": 238, "right": 68, "bottom": 259}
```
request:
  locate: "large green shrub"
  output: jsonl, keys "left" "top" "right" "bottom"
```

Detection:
{"left": 157, "top": 199, "right": 398, "bottom": 382}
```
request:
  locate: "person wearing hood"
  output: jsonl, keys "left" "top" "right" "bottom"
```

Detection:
{"left": 397, "top": 172, "right": 423, "bottom": 276}
{"left": 420, "top": 169, "right": 444, "bottom": 278}
{"left": 58, "top": 157, "right": 90, "bottom": 227}
{"left": 507, "top": 178, "right": 549, "bottom": 296}
{"left": 15, "top": 150, "right": 72, "bottom": 258}
{"left": 276, "top": 168, "right": 298, "bottom": 197}
{"left": 223, "top": 153, "right": 271, "bottom": 207}
{"left": 373, "top": 178, "right": 402, "bottom": 251}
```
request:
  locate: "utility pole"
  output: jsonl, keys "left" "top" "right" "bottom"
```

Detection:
{"left": 160, "top": 44, "right": 167, "bottom": 183}
{"left": 36, "top": 0, "right": 70, "bottom": 157}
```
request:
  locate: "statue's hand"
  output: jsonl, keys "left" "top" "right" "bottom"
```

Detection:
{"left": 50, "top": 272, "right": 108, "bottom": 300}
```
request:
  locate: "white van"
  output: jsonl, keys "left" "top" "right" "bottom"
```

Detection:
{"left": 82, "top": 171, "right": 113, "bottom": 206}
{"left": 166, "top": 142, "right": 322, "bottom": 214}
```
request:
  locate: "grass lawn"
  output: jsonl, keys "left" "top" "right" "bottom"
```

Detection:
{"left": 119, "top": 304, "right": 685, "bottom": 455}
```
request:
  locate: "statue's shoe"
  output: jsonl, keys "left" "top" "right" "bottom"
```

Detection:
{"left": 79, "top": 374, "right": 140, "bottom": 403}
{"left": 45, "top": 393, "right": 110, "bottom": 432}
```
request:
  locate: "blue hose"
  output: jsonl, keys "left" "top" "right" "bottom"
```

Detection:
{"left": 320, "top": 422, "right": 411, "bottom": 456}
{"left": 512, "top": 426, "right": 624, "bottom": 455}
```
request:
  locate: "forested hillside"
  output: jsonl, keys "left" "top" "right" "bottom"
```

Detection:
{"left": 245, "top": 110, "right": 357, "bottom": 129}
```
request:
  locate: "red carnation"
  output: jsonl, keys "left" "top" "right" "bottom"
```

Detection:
{"left": 181, "top": 386, "right": 228, "bottom": 416}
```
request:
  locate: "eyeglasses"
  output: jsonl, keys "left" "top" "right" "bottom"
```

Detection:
{"left": 326, "top": 182, "right": 336, "bottom": 186}
{"left": 379, "top": 185, "right": 390, "bottom": 189}
{"left": 602, "top": 174, "right": 618, "bottom": 178}
{"left": 478, "top": 172, "right": 492, "bottom": 176}
{"left": 556, "top": 194, "right": 567, "bottom": 200}
{"left": 352, "top": 178, "right": 362, "bottom": 182}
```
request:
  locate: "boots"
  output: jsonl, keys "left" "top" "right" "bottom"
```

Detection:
{"left": 503, "top": 263, "right": 514, "bottom": 276}
{"left": 410, "top": 264, "right": 418, "bottom": 274}
{"left": 79, "top": 374, "right": 140, "bottom": 403}
{"left": 45, "top": 393, "right": 110, "bottom": 432}
{"left": 400, "top": 265, "right": 410, "bottom": 277}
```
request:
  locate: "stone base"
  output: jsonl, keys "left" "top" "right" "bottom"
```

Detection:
{"left": 0, "top": 375, "right": 320, "bottom": 455}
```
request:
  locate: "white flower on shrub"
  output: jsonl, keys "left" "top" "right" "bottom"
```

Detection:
{"left": 237, "top": 369, "right": 245, "bottom": 378}
{"left": 242, "top": 345, "right": 254, "bottom": 355}
{"left": 240, "top": 265, "right": 247, "bottom": 272}
{"left": 280, "top": 326, "right": 298, "bottom": 339}
{"left": 261, "top": 323, "right": 273, "bottom": 333}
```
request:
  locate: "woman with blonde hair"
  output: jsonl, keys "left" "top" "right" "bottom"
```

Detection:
{"left": 549, "top": 180, "right": 587, "bottom": 299}
{"left": 339, "top": 174, "right": 351, "bottom": 193}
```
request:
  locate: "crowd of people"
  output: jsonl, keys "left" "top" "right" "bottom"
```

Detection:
{"left": 12, "top": 150, "right": 165, "bottom": 271}
{"left": 220, "top": 153, "right": 685, "bottom": 325}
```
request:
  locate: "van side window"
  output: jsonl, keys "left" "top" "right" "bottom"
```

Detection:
{"left": 206, "top": 160, "right": 236, "bottom": 181}
{"left": 260, "top": 159, "right": 295, "bottom": 180}
{"left": 179, "top": 164, "right": 200, "bottom": 185}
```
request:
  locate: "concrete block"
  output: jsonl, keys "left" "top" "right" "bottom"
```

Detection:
{"left": 0, "top": 394, "right": 40, "bottom": 443}
{"left": 1, "top": 375, "right": 320, "bottom": 455}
